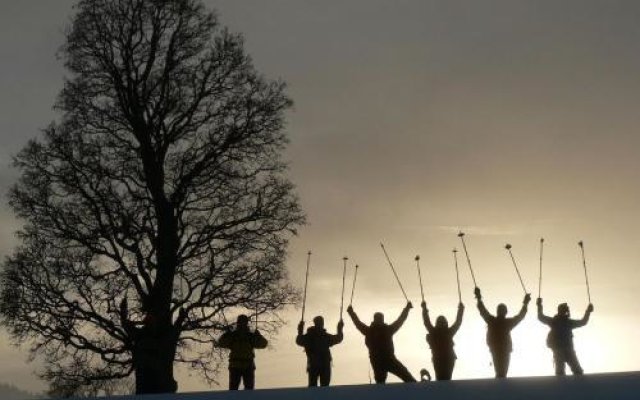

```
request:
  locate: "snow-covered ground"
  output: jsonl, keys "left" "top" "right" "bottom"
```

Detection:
{"left": 65, "top": 371, "right": 640, "bottom": 400}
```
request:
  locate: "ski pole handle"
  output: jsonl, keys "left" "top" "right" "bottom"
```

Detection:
{"left": 538, "top": 238, "right": 544, "bottom": 299}
{"left": 380, "top": 243, "right": 409, "bottom": 302}
{"left": 340, "top": 257, "right": 348, "bottom": 320}
{"left": 416, "top": 255, "right": 425, "bottom": 302}
{"left": 453, "top": 248, "right": 462, "bottom": 303}
{"left": 349, "top": 264, "right": 359, "bottom": 305}
{"left": 505, "top": 244, "right": 528, "bottom": 294}
{"left": 579, "top": 241, "right": 591, "bottom": 303}
{"left": 458, "top": 232, "right": 478, "bottom": 288}
{"left": 301, "top": 251, "right": 312, "bottom": 322}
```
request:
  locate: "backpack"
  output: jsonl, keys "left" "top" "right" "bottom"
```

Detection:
{"left": 546, "top": 330, "right": 556, "bottom": 349}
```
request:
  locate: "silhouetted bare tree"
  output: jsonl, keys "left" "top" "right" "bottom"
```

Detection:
{"left": 0, "top": 0, "right": 304, "bottom": 395}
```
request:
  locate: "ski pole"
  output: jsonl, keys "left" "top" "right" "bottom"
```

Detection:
{"left": 538, "top": 238, "right": 544, "bottom": 299}
{"left": 221, "top": 308, "right": 230, "bottom": 329}
{"left": 349, "top": 264, "right": 359, "bottom": 305}
{"left": 255, "top": 302, "right": 259, "bottom": 331}
{"left": 415, "top": 255, "right": 425, "bottom": 303}
{"left": 578, "top": 241, "right": 591, "bottom": 303}
{"left": 380, "top": 243, "right": 409, "bottom": 302}
{"left": 301, "top": 251, "right": 312, "bottom": 322}
{"left": 457, "top": 232, "right": 478, "bottom": 288}
{"left": 453, "top": 248, "right": 462, "bottom": 303}
{"left": 505, "top": 244, "right": 528, "bottom": 294}
{"left": 340, "top": 256, "right": 348, "bottom": 320}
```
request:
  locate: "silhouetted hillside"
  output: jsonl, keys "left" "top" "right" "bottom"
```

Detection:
{"left": 0, "top": 382, "right": 41, "bottom": 400}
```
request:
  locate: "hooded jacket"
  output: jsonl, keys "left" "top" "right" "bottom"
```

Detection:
{"left": 348, "top": 305, "right": 410, "bottom": 360}
{"left": 218, "top": 328, "right": 268, "bottom": 369}
{"left": 296, "top": 325, "right": 343, "bottom": 369}
{"left": 477, "top": 301, "right": 527, "bottom": 352}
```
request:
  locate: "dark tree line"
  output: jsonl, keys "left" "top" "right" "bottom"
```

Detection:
{"left": 0, "top": 0, "right": 304, "bottom": 395}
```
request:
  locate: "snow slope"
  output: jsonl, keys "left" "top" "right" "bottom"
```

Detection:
{"left": 63, "top": 371, "right": 640, "bottom": 400}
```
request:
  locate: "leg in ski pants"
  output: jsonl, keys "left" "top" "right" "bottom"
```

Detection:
{"left": 553, "top": 348, "right": 583, "bottom": 376}
{"left": 229, "top": 367, "right": 255, "bottom": 390}
{"left": 308, "top": 362, "right": 332, "bottom": 387}
{"left": 491, "top": 350, "right": 511, "bottom": 378}
{"left": 370, "top": 355, "right": 416, "bottom": 383}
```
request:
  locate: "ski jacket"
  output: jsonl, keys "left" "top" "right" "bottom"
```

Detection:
{"left": 538, "top": 310, "right": 590, "bottom": 350}
{"left": 218, "top": 328, "right": 268, "bottom": 370}
{"left": 348, "top": 306, "right": 410, "bottom": 360}
{"left": 423, "top": 306, "right": 464, "bottom": 360}
{"left": 296, "top": 325, "right": 343, "bottom": 368}
{"left": 477, "top": 301, "right": 527, "bottom": 352}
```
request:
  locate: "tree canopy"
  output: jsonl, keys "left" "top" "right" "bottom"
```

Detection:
{"left": 0, "top": 0, "right": 304, "bottom": 394}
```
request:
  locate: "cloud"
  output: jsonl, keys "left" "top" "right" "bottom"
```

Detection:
{"left": 435, "top": 225, "right": 524, "bottom": 237}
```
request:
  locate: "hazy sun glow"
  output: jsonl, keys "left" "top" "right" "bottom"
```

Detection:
{"left": 2, "top": 0, "right": 640, "bottom": 394}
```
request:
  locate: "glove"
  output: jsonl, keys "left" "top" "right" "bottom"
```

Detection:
{"left": 524, "top": 293, "right": 531, "bottom": 304}
{"left": 421, "top": 300, "right": 427, "bottom": 309}
{"left": 474, "top": 287, "right": 481, "bottom": 299}
{"left": 297, "top": 321, "right": 304, "bottom": 334}
{"left": 458, "top": 302, "right": 465, "bottom": 310}
{"left": 337, "top": 320, "right": 344, "bottom": 330}
{"left": 346, "top": 305, "right": 354, "bottom": 314}
{"left": 406, "top": 301, "right": 413, "bottom": 310}
{"left": 587, "top": 304, "right": 594, "bottom": 313}
{"left": 536, "top": 297, "right": 542, "bottom": 307}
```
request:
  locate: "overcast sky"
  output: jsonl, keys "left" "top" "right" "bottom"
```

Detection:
{"left": 1, "top": 0, "right": 640, "bottom": 393}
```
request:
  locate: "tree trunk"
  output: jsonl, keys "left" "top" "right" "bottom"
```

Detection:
{"left": 133, "top": 322, "right": 178, "bottom": 394}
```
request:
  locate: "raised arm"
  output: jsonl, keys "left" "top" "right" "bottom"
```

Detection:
{"left": 421, "top": 301, "right": 434, "bottom": 332}
{"left": 474, "top": 288, "right": 492, "bottom": 322}
{"left": 217, "top": 329, "right": 232, "bottom": 349}
{"left": 347, "top": 305, "right": 369, "bottom": 335}
{"left": 295, "top": 321, "right": 306, "bottom": 347}
{"left": 390, "top": 302, "right": 412, "bottom": 334}
{"left": 509, "top": 293, "right": 531, "bottom": 327}
{"left": 450, "top": 303, "right": 465, "bottom": 334}
{"left": 328, "top": 320, "right": 345, "bottom": 346}
{"left": 571, "top": 304, "right": 594, "bottom": 329}
{"left": 537, "top": 298, "right": 552, "bottom": 325}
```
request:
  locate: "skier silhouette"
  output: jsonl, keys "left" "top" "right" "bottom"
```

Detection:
{"left": 422, "top": 301, "right": 464, "bottom": 381}
{"left": 347, "top": 303, "right": 416, "bottom": 383}
{"left": 537, "top": 298, "right": 594, "bottom": 376}
{"left": 218, "top": 315, "right": 268, "bottom": 390}
{"left": 474, "top": 287, "right": 531, "bottom": 378}
{"left": 296, "top": 316, "right": 344, "bottom": 386}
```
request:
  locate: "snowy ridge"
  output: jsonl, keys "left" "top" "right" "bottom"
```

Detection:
{"left": 72, "top": 371, "right": 640, "bottom": 400}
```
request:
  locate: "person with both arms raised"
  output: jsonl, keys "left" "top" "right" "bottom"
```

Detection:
{"left": 474, "top": 287, "right": 531, "bottom": 378}
{"left": 537, "top": 298, "right": 594, "bottom": 376}
{"left": 422, "top": 300, "right": 464, "bottom": 381}
{"left": 296, "top": 316, "right": 344, "bottom": 387}
{"left": 217, "top": 315, "right": 268, "bottom": 390}
{"left": 347, "top": 302, "right": 416, "bottom": 383}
